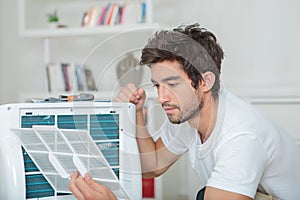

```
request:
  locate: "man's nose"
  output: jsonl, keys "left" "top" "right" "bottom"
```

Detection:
{"left": 157, "top": 86, "right": 170, "bottom": 104}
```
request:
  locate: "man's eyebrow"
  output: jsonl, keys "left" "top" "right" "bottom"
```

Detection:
{"left": 151, "top": 76, "right": 182, "bottom": 84}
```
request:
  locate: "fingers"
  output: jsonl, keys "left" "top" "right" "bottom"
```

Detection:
{"left": 115, "top": 83, "right": 146, "bottom": 105}
{"left": 69, "top": 171, "right": 99, "bottom": 200}
{"left": 84, "top": 172, "right": 92, "bottom": 181}
{"left": 84, "top": 173, "right": 117, "bottom": 200}
{"left": 74, "top": 174, "right": 98, "bottom": 200}
{"left": 137, "top": 87, "right": 146, "bottom": 99}
{"left": 69, "top": 171, "right": 85, "bottom": 200}
{"left": 69, "top": 172, "right": 117, "bottom": 200}
{"left": 115, "top": 83, "right": 137, "bottom": 102}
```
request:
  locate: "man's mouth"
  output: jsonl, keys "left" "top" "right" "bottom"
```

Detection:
{"left": 162, "top": 104, "right": 178, "bottom": 114}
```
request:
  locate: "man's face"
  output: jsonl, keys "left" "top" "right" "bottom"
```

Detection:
{"left": 151, "top": 60, "right": 203, "bottom": 124}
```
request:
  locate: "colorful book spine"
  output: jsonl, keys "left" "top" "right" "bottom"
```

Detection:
{"left": 82, "top": 1, "right": 147, "bottom": 27}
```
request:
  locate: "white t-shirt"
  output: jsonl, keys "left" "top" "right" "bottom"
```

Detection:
{"left": 160, "top": 90, "right": 300, "bottom": 200}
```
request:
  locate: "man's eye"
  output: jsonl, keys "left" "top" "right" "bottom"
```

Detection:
{"left": 153, "top": 84, "right": 159, "bottom": 88}
{"left": 168, "top": 83, "right": 178, "bottom": 87}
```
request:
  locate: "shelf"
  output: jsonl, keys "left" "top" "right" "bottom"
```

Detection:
{"left": 19, "top": 90, "right": 158, "bottom": 103}
{"left": 20, "top": 24, "right": 159, "bottom": 38}
{"left": 249, "top": 97, "right": 300, "bottom": 104}
{"left": 19, "top": 0, "right": 155, "bottom": 38}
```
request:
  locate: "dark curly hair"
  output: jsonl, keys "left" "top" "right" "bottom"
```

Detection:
{"left": 140, "top": 23, "right": 224, "bottom": 98}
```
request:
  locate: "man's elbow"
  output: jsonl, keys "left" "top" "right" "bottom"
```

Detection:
{"left": 142, "top": 166, "right": 168, "bottom": 178}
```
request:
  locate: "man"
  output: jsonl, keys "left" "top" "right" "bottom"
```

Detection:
{"left": 69, "top": 23, "right": 300, "bottom": 200}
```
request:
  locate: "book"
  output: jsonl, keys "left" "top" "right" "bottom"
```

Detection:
{"left": 139, "top": 2, "right": 147, "bottom": 23}
{"left": 76, "top": 65, "right": 88, "bottom": 91}
{"left": 47, "top": 62, "right": 96, "bottom": 92}
{"left": 85, "top": 68, "right": 96, "bottom": 91}
{"left": 67, "top": 63, "right": 78, "bottom": 91}
{"left": 89, "top": 6, "right": 101, "bottom": 27}
{"left": 46, "top": 62, "right": 65, "bottom": 92}
{"left": 61, "top": 63, "right": 70, "bottom": 91}
{"left": 61, "top": 63, "right": 78, "bottom": 92}
{"left": 101, "top": 2, "right": 112, "bottom": 25}
{"left": 76, "top": 65, "right": 97, "bottom": 91}
{"left": 120, "top": 2, "right": 141, "bottom": 25}
{"left": 115, "top": 5, "right": 123, "bottom": 25}
{"left": 81, "top": 9, "right": 92, "bottom": 27}
{"left": 107, "top": 4, "right": 120, "bottom": 25}
{"left": 105, "top": 3, "right": 116, "bottom": 25}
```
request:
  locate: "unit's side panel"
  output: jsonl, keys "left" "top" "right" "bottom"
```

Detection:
{"left": 119, "top": 103, "right": 142, "bottom": 200}
{"left": 0, "top": 104, "right": 25, "bottom": 199}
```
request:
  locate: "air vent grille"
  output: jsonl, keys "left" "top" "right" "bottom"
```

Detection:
{"left": 21, "top": 113, "right": 120, "bottom": 199}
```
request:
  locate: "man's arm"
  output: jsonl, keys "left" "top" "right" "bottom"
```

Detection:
{"left": 115, "top": 84, "right": 180, "bottom": 177}
{"left": 204, "top": 187, "right": 252, "bottom": 200}
{"left": 135, "top": 108, "right": 180, "bottom": 177}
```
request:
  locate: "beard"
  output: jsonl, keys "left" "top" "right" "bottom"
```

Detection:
{"left": 163, "top": 98, "right": 204, "bottom": 124}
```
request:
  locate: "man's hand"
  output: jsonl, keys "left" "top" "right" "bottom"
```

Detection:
{"left": 115, "top": 83, "right": 146, "bottom": 113}
{"left": 69, "top": 171, "right": 117, "bottom": 200}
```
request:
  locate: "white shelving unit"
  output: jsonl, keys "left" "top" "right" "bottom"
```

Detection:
{"left": 19, "top": 0, "right": 154, "bottom": 36}
{"left": 18, "top": 0, "right": 157, "bottom": 92}
{"left": 19, "top": 24, "right": 156, "bottom": 38}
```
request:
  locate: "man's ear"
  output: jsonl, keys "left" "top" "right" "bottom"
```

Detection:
{"left": 201, "top": 71, "right": 215, "bottom": 92}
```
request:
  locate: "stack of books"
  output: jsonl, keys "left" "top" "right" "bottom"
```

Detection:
{"left": 81, "top": 1, "right": 147, "bottom": 27}
{"left": 46, "top": 62, "right": 96, "bottom": 93}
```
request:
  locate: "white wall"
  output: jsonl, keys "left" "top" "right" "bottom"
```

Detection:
{"left": 154, "top": 0, "right": 300, "bottom": 91}
{"left": 1, "top": 0, "right": 300, "bottom": 199}
{"left": 1, "top": 0, "right": 300, "bottom": 103}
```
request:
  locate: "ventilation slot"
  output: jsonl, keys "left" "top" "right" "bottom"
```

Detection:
{"left": 90, "top": 114, "right": 120, "bottom": 176}
{"left": 57, "top": 115, "right": 88, "bottom": 129}
{"left": 25, "top": 174, "right": 54, "bottom": 199}
{"left": 21, "top": 115, "right": 56, "bottom": 199}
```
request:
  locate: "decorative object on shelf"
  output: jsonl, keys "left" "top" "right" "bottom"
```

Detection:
{"left": 116, "top": 53, "right": 143, "bottom": 86}
{"left": 47, "top": 10, "right": 59, "bottom": 29}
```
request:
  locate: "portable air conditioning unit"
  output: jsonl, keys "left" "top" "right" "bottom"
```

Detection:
{"left": 0, "top": 101, "right": 142, "bottom": 200}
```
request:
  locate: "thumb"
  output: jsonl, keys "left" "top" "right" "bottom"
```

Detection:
{"left": 137, "top": 87, "right": 146, "bottom": 97}
{"left": 84, "top": 172, "right": 92, "bottom": 181}
{"left": 83, "top": 173, "right": 101, "bottom": 190}
{"left": 84, "top": 172, "right": 98, "bottom": 189}
{"left": 83, "top": 173, "right": 117, "bottom": 200}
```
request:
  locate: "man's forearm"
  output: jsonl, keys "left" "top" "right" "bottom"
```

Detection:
{"left": 135, "top": 111, "right": 179, "bottom": 177}
{"left": 135, "top": 110, "right": 158, "bottom": 175}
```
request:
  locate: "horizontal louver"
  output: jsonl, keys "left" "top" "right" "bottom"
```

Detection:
{"left": 25, "top": 174, "right": 54, "bottom": 198}
{"left": 96, "top": 142, "right": 119, "bottom": 166}
{"left": 23, "top": 148, "right": 39, "bottom": 172}
{"left": 21, "top": 115, "right": 55, "bottom": 128}
{"left": 90, "top": 114, "right": 119, "bottom": 140}
{"left": 57, "top": 115, "right": 88, "bottom": 129}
